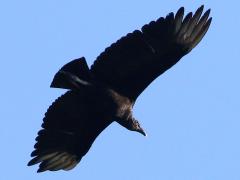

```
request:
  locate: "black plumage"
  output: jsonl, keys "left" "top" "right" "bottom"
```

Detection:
{"left": 28, "top": 5, "right": 212, "bottom": 172}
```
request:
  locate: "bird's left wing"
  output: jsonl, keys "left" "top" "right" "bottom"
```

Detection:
{"left": 28, "top": 91, "right": 112, "bottom": 172}
{"left": 90, "top": 6, "right": 212, "bottom": 101}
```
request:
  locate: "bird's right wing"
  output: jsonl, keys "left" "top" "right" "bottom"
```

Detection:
{"left": 28, "top": 91, "right": 112, "bottom": 172}
{"left": 90, "top": 6, "right": 212, "bottom": 101}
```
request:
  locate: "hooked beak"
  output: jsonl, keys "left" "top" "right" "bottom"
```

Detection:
{"left": 137, "top": 127, "right": 147, "bottom": 137}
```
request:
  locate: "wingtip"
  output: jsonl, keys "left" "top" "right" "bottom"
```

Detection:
{"left": 208, "top": 17, "right": 213, "bottom": 22}
{"left": 185, "top": 12, "right": 193, "bottom": 19}
{"left": 201, "top": 9, "right": 211, "bottom": 23}
{"left": 179, "top": 6, "right": 184, "bottom": 11}
{"left": 27, "top": 157, "right": 37, "bottom": 166}
{"left": 30, "top": 152, "right": 35, "bottom": 157}
{"left": 205, "top": 8, "right": 211, "bottom": 15}
{"left": 199, "top": 5, "right": 204, "bottom": 10}
{"left": 196, "top": 5, "right": 204, "bottom": 15}
{"left": 27, "top": 160, "right": 33, "bottom": 166}
{"left": 206, "top": 17, "right": 213, "bottom": 27}
{"left": 37, "top": 168, "right": 46, "bottom": 173}
{"left": 50, "top": 82, "right": 55, "bottom": 88}
{"left": 175, "top": 6, "right": 185, "bottom": 18}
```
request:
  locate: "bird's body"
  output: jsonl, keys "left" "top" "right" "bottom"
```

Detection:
{"left": 28, "top": 5, "right": 212, "bottom": 172}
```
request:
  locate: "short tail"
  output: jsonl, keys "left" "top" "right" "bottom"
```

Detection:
{"left": 50, "top": 57, "right": 92, "bottom": 90}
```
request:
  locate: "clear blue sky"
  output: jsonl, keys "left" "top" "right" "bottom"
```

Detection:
{"left": 1, "top": 1, "right": 240, "bottom": 180}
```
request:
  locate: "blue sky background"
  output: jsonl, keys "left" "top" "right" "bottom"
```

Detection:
{"left": 1, "top": 1, "right": 240, "bottom": 180}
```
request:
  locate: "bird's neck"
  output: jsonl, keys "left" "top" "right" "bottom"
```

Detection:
{"left": 115, "top": 114, "right": 135, "bottom": 131}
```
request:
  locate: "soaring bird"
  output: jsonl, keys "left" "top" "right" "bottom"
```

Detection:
{"left": 28, "top": 5, "right": 212, "bottom": 172}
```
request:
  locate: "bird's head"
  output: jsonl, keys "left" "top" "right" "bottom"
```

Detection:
{"left": 131, "top": 119, "right": 147, "bottom": 136}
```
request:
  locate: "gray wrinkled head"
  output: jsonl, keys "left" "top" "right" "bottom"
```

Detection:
{"left": 131, "top": 119, "right": 147, "bottom": 136}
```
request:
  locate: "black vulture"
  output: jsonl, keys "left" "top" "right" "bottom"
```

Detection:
{"left": 28, "top": 5, "right": 212, "bottom": 172}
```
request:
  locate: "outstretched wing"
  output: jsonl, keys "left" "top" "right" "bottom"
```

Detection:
{"left": 28, "top": 91, "right": 112, "bottom": 172}
{"left": 90, "top": 6, "right": 212, "bottom": 101}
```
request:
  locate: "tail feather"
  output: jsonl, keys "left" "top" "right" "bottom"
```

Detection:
{"left": 50, "top": 57, "right": 92, "bottom": 90}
